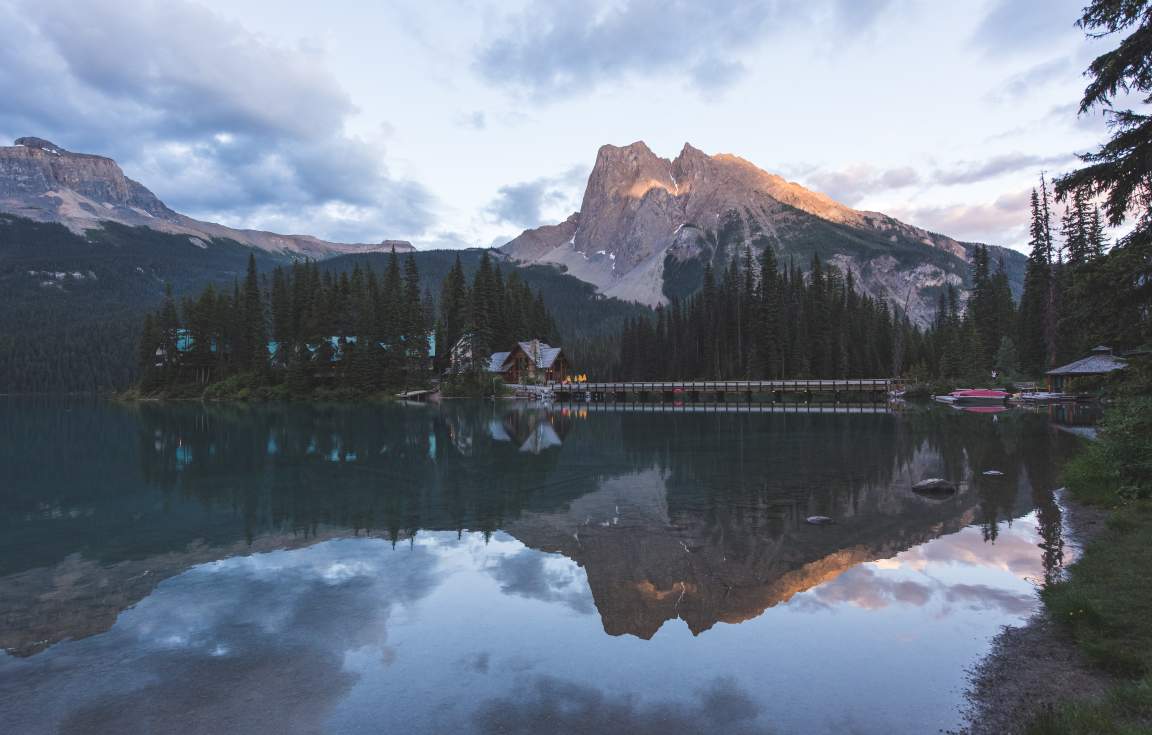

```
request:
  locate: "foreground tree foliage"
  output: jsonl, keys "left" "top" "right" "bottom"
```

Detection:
{"left": 1052, "top": 0, "right": 1152, "bottom": 359}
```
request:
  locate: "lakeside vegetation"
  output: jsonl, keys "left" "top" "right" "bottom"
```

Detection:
{"left": 1028, "top": 371, "right": 1152, "bottom": 734}
{"left": 1007, "top": 2, "right": 1152, "bottom": 732}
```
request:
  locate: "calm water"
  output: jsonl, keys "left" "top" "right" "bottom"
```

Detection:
{"left": 0, "top": 398, "right": 1087, "bottom": 734}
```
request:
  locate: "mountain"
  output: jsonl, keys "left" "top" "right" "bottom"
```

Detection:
{"left": 501, "top": 141, "right": 1026, "bottom": 325}
{"left": 0, "top": 137, "right": 412, "bottom": 259}
{"left": 0, "top": 215, "right": 644, "bottom": 392}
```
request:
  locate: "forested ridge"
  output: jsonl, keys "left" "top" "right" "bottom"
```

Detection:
{"left": 613, "top": 245, "right": 1014, "bottom": 382}
{"left": 0, "top": 220, "right": 645, "bottom": 393}
{"left": 135, "top": 250, "right": 564, "bottom": 397}
{"left": 609, "top": 172, "right": 1146, "bottom": 384}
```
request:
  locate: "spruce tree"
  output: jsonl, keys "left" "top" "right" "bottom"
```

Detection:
{"left": 403, "top": 252, "right": 426, "bottom": 387}
{"left": 756, "top": 246, "right": 781, "bottom": 378}
{"left": 439, "top": 254, "right": 469, "bottom": 370}
{"left": 1018, "top": 187, "right": 1054, "bottom": 375}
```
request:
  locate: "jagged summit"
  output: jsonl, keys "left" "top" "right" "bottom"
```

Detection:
{"left": 14, "top": 137, "right": 68, "bottom": 153}
{"left": 501, "top": 141, "right": 1025, "bottom": 325}
{"left": 0, "top": 137, "right": 411, "bottom": 258}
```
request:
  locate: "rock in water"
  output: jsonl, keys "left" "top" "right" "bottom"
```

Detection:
{"left": 983, "top": 470, "right": 1005, "bottom": 477}
{"left": 913, "top": 478, "right": 954, "bottom": 490}
{"left": 912, "top": 478, "right": 957, "bottom": 495}
{"left": 806, "top": 515, "right": 835, "bottom": 525}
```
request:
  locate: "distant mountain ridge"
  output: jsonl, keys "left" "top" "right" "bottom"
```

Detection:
{"left": 501, "top": 141, "right": 1026, "bottom": 325}
{"left": 0, "top": 137, "right": 412, "bottom": 259}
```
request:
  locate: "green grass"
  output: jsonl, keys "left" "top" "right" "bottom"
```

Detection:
{"left": 1026, "top": 679, "right": 1152, "bottom": 735}
{"left": 1025, "top": 388, "right": 1152, "bottom": 734}
{"left": 1041, "top": 501, "right": 1152, "bottom": 678}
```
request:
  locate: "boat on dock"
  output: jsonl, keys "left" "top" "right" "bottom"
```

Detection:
{"left": 1017, "top": 391, "right": 1076, "bottom": 402}
{"left": 934, "top": 388, "right": 1011, "bottom": 405}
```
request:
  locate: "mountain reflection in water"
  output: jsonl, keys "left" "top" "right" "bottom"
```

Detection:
{"left": 0, "top": 398, "right": 1082, "bottom": 735}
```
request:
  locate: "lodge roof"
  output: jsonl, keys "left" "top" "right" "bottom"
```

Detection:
{"left": 517, "top": 340, "right": 563, "bottom": 369}
{"left": 1046, "top": 346, "right": 1128, "bottom": 376}
{"left": 488, "top": 351, "right": 512, "bottom": 373}
{"left": 486, "top": 340, "right": 565, "bottom": 373}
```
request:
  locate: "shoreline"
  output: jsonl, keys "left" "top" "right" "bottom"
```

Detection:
{"left": 962, "top": 491, "right": 1114, "bottom": 734}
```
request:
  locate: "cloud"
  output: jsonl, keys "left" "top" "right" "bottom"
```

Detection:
{"left": 933, "top": 152, "right": 1075, "bottom": 186}
{"left": 0, "top": 0, "right": 433, "bottom": 242}
{"left": 803, "top": 165, "right": 920, "bottom": 205}
{"left": 473, "top": 675, "right": 772, "bottom": 735}
{"left": 0, "top": 538, "right": 443, "bottom": 735}
{"left": 809, "top": 566, "right": 935, "bottom": 610}
{"left": 804, "top": 152, "right": 1072, "bottom": 207}
{"left": 802, "top": 559, "right": 1034, "bottom": 616}
{"left": 455, "top": 111, "right": 488, "bottom": 130}
{"left": 888, "top": 189, "right": 1032, "bottom": 246}
{"left": 473, "top": 0, "right": 891, "bottom": 100}
{"left": 485, "top": 166, "right": 587, "bottom": 228}
{"left": 970, "top": 0, "right": 1084, "bottom": 57}
{"left": 487, "top": 549, "right": 595, "bottom": 614}
{"left": 992, "top": 55, "right": 1079, "bottom": 102}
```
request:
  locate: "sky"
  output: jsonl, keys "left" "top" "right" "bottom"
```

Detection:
{"left": 0, "top": 0, "right": 1116, "bottom": 252}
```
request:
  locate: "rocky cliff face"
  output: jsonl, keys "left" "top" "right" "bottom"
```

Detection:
{"left": 502, "top": 141, "right": 1026, "bottom": 325}
{"left": 0, "top": 137, "right": 412, "bottom": 258}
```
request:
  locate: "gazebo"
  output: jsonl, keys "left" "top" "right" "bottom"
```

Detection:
{"left": 1046, "top": 346, "right": 1128, "bottom": 391}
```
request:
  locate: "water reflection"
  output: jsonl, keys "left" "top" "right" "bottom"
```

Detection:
{"left": 0, "top": 398, "right": 1084, "bottom": 734}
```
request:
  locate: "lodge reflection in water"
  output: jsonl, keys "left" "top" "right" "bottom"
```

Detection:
{"left": 0, "top": 399, "right": 1081, "bottom": 657}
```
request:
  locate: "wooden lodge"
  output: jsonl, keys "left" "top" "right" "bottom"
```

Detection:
{"left": 488, "top": 339, "right": 571, "bottom": 384}
{"left": 1046, "top": 345, "right": 1128, "bottom": 391}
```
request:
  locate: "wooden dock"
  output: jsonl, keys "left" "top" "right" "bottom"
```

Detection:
{"left": 508, "top": 379, "right": 896, "bottom": 404}
{"left": 396, "top": 388, "right": 435, "bottom": 401}
{"left": 566, "top": 402, "right": 894, "bottom": 414}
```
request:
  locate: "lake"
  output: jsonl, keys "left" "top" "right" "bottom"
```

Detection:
{"left": 0, "top": 398, "right": 1087, "bottom": 734}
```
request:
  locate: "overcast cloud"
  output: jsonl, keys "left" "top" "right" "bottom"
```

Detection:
{"left": 474, "top": 0, "right": 892, "bottom": 100}
{"left": 0, "top": 0, "right": 1116, "bottom": 251}
{"left": 0, "top": 0, "right": 433, "bottom": 243}
{"left": 485, "top": 166, "right": 587, "bottom": 228}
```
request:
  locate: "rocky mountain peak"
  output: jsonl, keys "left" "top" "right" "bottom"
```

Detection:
{"left": 502, "top": 141, "right": 1027, "bottom": 325}
{"left": 14, "top": 137, "right": 68, "bottom": 154}
{"left": 0, "top": 137, "right": 412, "bottom": 258}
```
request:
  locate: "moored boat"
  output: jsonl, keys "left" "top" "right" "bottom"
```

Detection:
{"left": 933, "top": 388, "right": 1011, "bottom": 404}
{"left": 1018, "top": 391, "right": 1074, "bottom": 402}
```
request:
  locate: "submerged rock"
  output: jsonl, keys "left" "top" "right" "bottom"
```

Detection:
{"left": 912, "top": 478, "right": 957, "bottom": 496}
{"left": 806, "top": 515, "right": 835, "bottom": 525}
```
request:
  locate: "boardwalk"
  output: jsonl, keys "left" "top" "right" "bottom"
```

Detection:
{"left": 508, "top": 378, "right": 897, "bottom": 403}
{"left": 564, "top": 402, "right": 894, "bottom": 415}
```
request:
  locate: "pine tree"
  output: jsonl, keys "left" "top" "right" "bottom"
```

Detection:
{"left": 1018, "top": 187, "right": 1054, "bottom": 375}
{"left": 471, "top": 252, "right": 497, "bottom": 360}
{"left": 438, "top": 254, "right": 469, "bottom": 371}
{"left": 381, "top": 249, "right": 404, "bottom": 384}
{"left": 157, "top": 283, "right": 180, "bottom": 375}
{"left": 994, "top": 336, "right": 1020, "bottom": 378}
{"left": 1089, "top": 206, "right": 1107, "bottom": 257}
{"left": 756, "top": 246, "right": 781, "bottom": 377}
{"left": 243, "top": 253, "right": 267, "bottom": 374}
{"left": 403, "top": 252, "right": 426, "bottom": 387}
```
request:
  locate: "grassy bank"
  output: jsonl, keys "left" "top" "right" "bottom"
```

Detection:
{"left": 1026, "top": 386, "right": 1152, "bottom": 734}
{"left": 120, "top": 372, "right": 423, "bottom": 402}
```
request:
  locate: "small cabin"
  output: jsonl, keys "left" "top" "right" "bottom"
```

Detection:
{"left": 1046, "top": 345, "right": 1128, "bottom": 391}
{"left": 489, "top": 340, "right": 571, "bottom": 384}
